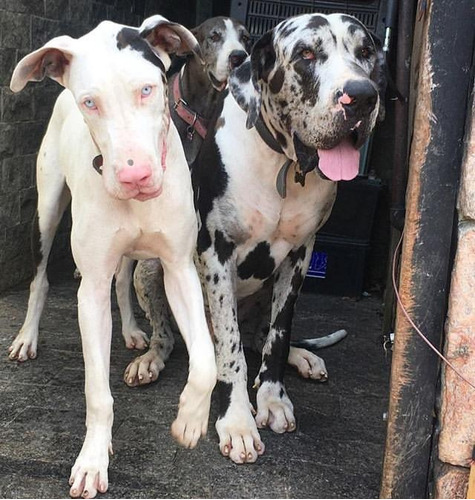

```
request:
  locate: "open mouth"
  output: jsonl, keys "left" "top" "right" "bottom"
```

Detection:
{"left": 293, "top": 123, "right": 364, "bottom": 183}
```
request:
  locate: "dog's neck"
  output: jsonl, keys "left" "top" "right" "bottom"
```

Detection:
{"left": 179, "top": 55, "right": 221, "bottom": 120}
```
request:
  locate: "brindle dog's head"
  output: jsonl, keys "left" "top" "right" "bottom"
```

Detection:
{"left": 230, "top": 13, "right": 387, "bottom": 182}
{"left": 192, "top": 16, "right": 251, "bottom": 91}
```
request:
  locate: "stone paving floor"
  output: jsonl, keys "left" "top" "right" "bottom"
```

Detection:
{"left": 0, "top": 258, "right": 390, "bottom": 498}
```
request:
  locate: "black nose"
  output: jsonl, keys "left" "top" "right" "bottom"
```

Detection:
{"left": 339, "top": 80, "right": 378, "bottom": 116}
{"left": 229, "top": 50, "right": 247, "bottom": 69}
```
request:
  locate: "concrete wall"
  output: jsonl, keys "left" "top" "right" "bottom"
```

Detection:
{"left": 0, "top": 0, "right": 196, "bottom": 292}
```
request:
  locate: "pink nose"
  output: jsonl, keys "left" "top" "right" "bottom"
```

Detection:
{"left": 117, "top": 164, "right": 152, "bottom": 186}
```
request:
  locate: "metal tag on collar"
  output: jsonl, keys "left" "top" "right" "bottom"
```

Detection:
{"left": 186, "top": 114, "right": 198, "bottom": 142}
{"left": 276, "top": 159, "right": 293, "bottom": 198}
{"left": 92, "top": 154, "right": 103, "bottom": 175}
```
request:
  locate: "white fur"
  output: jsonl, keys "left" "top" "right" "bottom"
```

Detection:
{"left": 9, "top": 18, "right": 216, "bottom": 499}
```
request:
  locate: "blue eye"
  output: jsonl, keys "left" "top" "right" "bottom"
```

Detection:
{"left": 83, "top": 98, "right": 96, "bottom": 109}
{"left": 141, "top": 85, "right": 153, "bottom": 97}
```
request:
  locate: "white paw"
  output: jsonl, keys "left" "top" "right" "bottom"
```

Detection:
{"left": 171, "top": 364, "right": 216, "bottom": 449}
{"left": 122, "top": 327, "right": 149, "bottom": 350}
{"left": 288, "top": 346, "right": 328, "bottom": 381}
{"left": 123, "top": 349, "right": 165, "bottom": 387}
{"left": 69, "top": 439, "right": 111, "bottom": 499}
{"left": 8, "top": 330, "right": 38, "bottom": 362}
{"left": 255, "top": 381, "right": 296, "bottom": 434}
{"left": 216, "top": 406, "right": 265, "bottom": 464}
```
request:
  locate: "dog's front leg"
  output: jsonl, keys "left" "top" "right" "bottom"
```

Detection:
{"left": 254, "top": 238, "right": 314, "bottom": 434}
{"left": 197, "top": 249, "right": 265, "bottom": 464}
{"left": 160, "top": 257, "right": 216, "bottom": 449}
{"left": 68, "top": 263, "right": 116, "bottom": 499}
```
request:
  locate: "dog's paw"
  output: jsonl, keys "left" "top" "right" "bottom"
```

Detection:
{"left": 255, "top": 381, "right": 296, "bottom": 434}
{"left": 8, "top": 330, "right": 38, "bottom": 362}
{"left": 216, "top": 407, "right": 265, "bottom": 464}
{"left": 122, "top": 326, "right": 149, "bottom": 350}
{"left": 287, "top": 346, "right": 328, "bottom": 381}
{"left": 171, "top": 374, "right": 215, "bottom": 449}
{"left": 123, "top": 350, "right": 165, "bottom": 387}
{"left": 69, "top": 440, "right": 111, "bottom": 499}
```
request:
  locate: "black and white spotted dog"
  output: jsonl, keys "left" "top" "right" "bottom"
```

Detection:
{"left": 122, "top": 17, "right": 251, "bottom": 386}
{"left": 136, "top": 13, "right": 386, "bottom": 464}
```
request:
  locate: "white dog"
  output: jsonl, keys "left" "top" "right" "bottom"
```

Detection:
{"left": 9, "top": 15, "right": 216, "bottom": 498}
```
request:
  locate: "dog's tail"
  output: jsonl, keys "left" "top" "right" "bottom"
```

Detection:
{"left": 291, "top": 329, "right": 348, "bottom": 351}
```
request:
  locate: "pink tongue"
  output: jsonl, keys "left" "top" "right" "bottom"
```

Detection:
{"left": 317, "top": 138, "right": 360, "bottom": 181}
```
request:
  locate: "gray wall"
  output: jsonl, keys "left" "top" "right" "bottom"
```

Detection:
{"left": 0, "top": 0, "right": 197, "bottom": 291}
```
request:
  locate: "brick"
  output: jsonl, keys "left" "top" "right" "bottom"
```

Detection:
{"left": 434, "top": 462, "right": 469, "bottom": 499}
{"left": 1, "top": 85, "right": 34, "bottom": 122}
{"left": 1, "top": 154, "right": 35, "bottom": 194}
{"left": 0, "top": 121, "right": 47, "bottom": 161}
{"left": 45, "top": 0, "right": 70, "bottom": 20}
{"left": 2, "top": 222, "right": 31, "bottom": 262}
{"left": 0, "top": 192, "right": 20, "bottom": 227}
{"left": 0, "top": 123, "right": 17, "bottom": 160}
{"left": 439, "top": 221, "right": 475, "bottom": 466}
{"left": 19, "top": 186, "right": 37, "bottom": 224}
{"left": 5, "top": 0, "right": 44, "bottom": 16}
{"left": 32, "top": 80, "right": 61, "bottom": 121}
{"left": 1, "top": 11, "right": 31, "bottom": 51}
{"left": 0, "top": 48, "right": 16, "bottom": 86}
{"left": 31, "top": 16, "right": 62, "bottom": 49}
{"left": 69, "top": 2, "right": 91, "bottom": 27}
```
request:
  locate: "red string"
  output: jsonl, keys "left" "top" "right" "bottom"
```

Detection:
{"left": 392, "top": 230, "right": 475, "bottom": 391}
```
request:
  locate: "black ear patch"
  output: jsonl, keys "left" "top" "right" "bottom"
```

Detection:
{"left": 368, "top": 34, "right": 388, "bottom": 121}
{"left": 269, "top": 66, "right": 284, "bottom": 94}
{"left": 250, "top": 30, "right": 276, "bottom": 84}
{"left": 116, "top": 27, "right": 166, "bottom": 73}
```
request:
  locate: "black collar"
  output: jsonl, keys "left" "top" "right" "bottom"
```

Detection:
{"left": 254, "top": 114, "right": 294, "bottom": 198}
{"left": 254, "top": 114, "right": 284, "bottom": 154}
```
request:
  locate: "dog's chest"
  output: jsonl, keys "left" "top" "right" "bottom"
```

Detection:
{"left": 221, "top": 171, "right": 336, "bottom": 295}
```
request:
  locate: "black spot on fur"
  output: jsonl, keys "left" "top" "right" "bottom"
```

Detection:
{"left": 214, "top": 230, "right": 235, "bottom": 264}
{"left": 306, "top": 15, "right": 329, "bottom": 31}
{"left": 194, "top": 102, "right": 229, "bottom": 255}
{"left": 116, "top": 27, "right": 166, "bottom": 73}
{"left": 279, "top": 388, "right": 285, "bottom": 398}
{"left": 213, "top": 273, "right": 219, "bottom": 284}
{"left": 237, "top": 242, "right": 275, "bottom": 280}
{"left": 269, "top": 66, "right": 285, "bottom": 94}
{"left": 216, "top": 380, "right": 232, "bottom": 418}
{"left": 278, "top": 21, "right": 298, "bottom": 39}
{"left": 289, "top": 245, "right": 306, "bottom": 267}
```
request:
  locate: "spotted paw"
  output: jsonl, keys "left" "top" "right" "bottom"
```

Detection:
{"left": 123, "top": 350, "right": 165, "bottom": 387}
{"left": 255, "top": 381, "right": 296, "bottom": 434}
{"left": 288, "top": 346, "right": 328, "bottom": 381}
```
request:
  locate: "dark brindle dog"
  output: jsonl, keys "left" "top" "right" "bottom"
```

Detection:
{"left": 135, "top": 13, "right": 386, "bottom": 463}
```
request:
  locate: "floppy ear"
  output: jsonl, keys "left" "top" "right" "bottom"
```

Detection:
{"left": 245, "top": 29, "right": 276, "bottom": 129}
{"left": 139, "top": 15, "right": 203, "bottom": 64}
{"left": 10, "top": 36, "right": 75, "bottom": 93}
{"left": 369, "top": 33, "right": 388, "bottom": 121}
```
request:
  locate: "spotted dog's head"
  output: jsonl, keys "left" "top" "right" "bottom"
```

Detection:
{"left": 230, "top": 13, "right": 387, "bottom": 183}
{"left": 10, "top": 16, "right": 202, "bottom": 202}
{"left": 191, "top": 16, "right": 251, "bottom": 91}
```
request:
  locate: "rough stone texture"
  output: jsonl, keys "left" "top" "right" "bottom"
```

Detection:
{"left": 458, "top": 84, "right": 475, "bottom": 219}
{"left": 0, "top": 0, "right": 197, "bottom": 293}
{"left": 434, "top": 461, "right": 470, "bottom": 499}
{"left": 0, "top": 261, "right": 390, "bottom": 498}
{"left": 439, "top": 222, "right": 475, "bottom": 467}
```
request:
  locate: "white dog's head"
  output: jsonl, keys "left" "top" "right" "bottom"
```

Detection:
{"left": 11, "top": 16, "right": 202, "bottom": 201}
